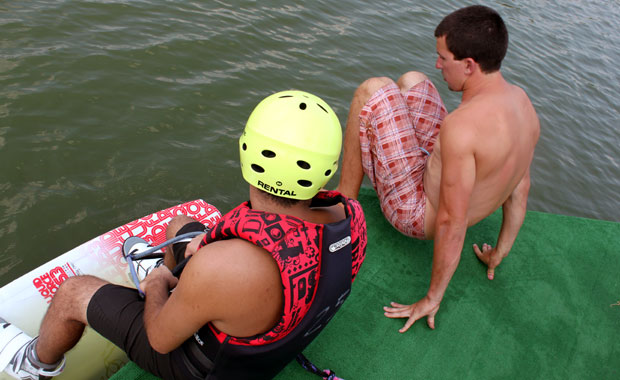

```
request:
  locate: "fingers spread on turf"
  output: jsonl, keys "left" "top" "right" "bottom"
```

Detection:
{"left": 473, "top": 243, "right": 486, "bottom": 261}
{"left": 474, "top": 243, "right": 497, "bottom": 279}
{"left": 384, "top": 303, "right": 411, "bottom": 318}
{"left": 427, "top": 315, "right": 435, "bottom": 330}
{"left": 487, "top": 268, "right": 495, "bottom": 280}
{"left": 400, "top": 317, "right": 417, "bottom": 333}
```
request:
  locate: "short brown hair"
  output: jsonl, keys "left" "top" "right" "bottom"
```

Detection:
{"left": 434, "top": 5, "right": 508, "bottom": 73}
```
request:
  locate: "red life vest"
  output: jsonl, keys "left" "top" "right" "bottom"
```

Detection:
{"left": 188, "top": 190, "right": 366, "bottom": 379}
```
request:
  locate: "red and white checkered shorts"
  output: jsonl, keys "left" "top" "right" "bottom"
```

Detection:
{"left": 359, "top": 79, "right": 447, "bottom": 238}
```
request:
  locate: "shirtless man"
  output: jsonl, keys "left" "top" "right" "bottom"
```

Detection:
{"left": 337, "top": 5, "right": 540, "bottom": 332}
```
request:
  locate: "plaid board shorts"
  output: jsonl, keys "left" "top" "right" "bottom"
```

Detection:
{"left": 359, "top": 79, "right": 447, "bottom": 238}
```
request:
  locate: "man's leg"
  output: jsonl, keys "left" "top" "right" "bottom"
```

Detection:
{"left": 337, "top": 76, "right": 394, "bottom": 199}
{"left": 337, "top": 71, "right": 445, "bottom": 238}
{"left": 2, "top": 276, "right": 105, "bottom": 379}
{"left": 397, "top": 71, "right": 447, "bottom": 155}
{"left": 164, "top": 215, "right": 205, "bottom": 269}
{"left": 396, "top": 71, "right": 428, "bottom": 96}
{"left": 35, "top": 276, "right": 108, "bottom": 365}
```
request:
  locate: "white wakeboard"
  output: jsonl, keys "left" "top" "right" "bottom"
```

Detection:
{"left": 0, "top": 200, "right": 221, "bottom": 380}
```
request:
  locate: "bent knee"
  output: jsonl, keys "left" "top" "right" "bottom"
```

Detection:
{"left": 166, "top": 215, "right": 198, "bottom": 240}
{"left": 58, "top": 275, "right": 107, "bottom": 294}
{"left": 356, "top": 76, "right": 394, "bottom": 101}
{"left": 397, "top": 71, "right": 428, "bottom": 93}
{"left": 48, "top": 276, "right": 108, "bottom": 324}
{"left": 55, "top": 276, "right": 108, "bottom": 308}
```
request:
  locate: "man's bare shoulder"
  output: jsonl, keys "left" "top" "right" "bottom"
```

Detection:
{"left": 197, "top": 238, "right": 270, "bottom": 261}
{"left": 439, "top": 108, "right": 479, "bottom": 145}
{"left": 175, "top": 238, "right": 282, "bottom": 336}
{"left": 188, "top": 239, "right": 279, "bottom": 287}
{"left": 447, "top": 81, "right": 536, "bottom": 128}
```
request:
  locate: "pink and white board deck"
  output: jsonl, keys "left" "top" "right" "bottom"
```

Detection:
{"left": 0, "top": 200, "right": 221, "bottom": 380}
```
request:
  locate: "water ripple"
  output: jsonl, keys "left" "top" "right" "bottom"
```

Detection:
{"left": 1, "top": 0, "right": 619, "bottom": 284}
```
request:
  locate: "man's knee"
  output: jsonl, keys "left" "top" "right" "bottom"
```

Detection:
{"left": 355, "top": 76, "right": 394, "bottom": 102}
{"left": 57, "top": 275, "right": 107, "bottom": 295}
{"left": 397, "top": 71, "right": 428, "bottom": 93}
{"left": 164, "top": 215, "right": 203, "bottom": 268}
{"left": 165, "top": 215, "right": 198, "bottom": 240}
{"left": 53, "top": 276, "right": 108, "bottom": 322}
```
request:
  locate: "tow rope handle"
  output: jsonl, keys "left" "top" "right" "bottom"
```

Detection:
{"left": 296, "top": 353, "right": 344, "bottom": 380}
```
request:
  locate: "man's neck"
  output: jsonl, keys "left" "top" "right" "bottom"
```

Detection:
{"left": 248, "top": 185, "right": 312, "bottom": 218}
{"left": 461, "top": 70, "right": 504, "bottom": 103}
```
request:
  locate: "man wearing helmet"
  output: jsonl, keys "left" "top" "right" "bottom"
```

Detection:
{"left": 337, "top": 5, "right": 539, "bottom": 332}
{"left": 4, "top": 91, "right": 367, "bottom": 380}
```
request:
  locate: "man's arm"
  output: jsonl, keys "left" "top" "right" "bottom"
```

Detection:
{"left": 426, "top": 159, "right": 474, "bottom": 304}
{"left": 424, "top": 118, "right": 476, "bottom": 318}
{"left": 474, "top": 167, "right": 530, "bottom": 279}
{"left": 141, "top": 266, "right": 182, "bottom": 353}
{"left": 384, "top": 116, "right": 476, "bottom": 332}
{"left": 141, "top": 239, "right": 282, "bottom": 354}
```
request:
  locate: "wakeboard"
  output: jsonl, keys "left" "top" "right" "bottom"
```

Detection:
{"left": 0, "top": 200, "right": 221, "bottom": 380}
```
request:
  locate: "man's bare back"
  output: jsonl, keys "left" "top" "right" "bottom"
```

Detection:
{"left": 423, "top": 74, "right": 540, "bottom": 238}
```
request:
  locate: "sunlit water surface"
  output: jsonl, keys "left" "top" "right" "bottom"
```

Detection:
{"left": 1, "top": 0, "right": 618, "bottom": 285}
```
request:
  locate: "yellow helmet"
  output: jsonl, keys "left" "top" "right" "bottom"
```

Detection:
{"left": 239, "top": 90, "right": 342, "bottom": 200}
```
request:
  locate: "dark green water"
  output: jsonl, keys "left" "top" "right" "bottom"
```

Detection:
{"left": 1, "top": 0, "right": 618, "bottom": 285}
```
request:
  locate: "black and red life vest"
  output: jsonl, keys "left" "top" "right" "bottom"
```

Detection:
{"left": 188, "top": 190, "right": 366, "bottom": 379}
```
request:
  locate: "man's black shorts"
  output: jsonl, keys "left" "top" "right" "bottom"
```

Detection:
{"left": 171, "top": 221, "right": 207, "bottom": 265}
{"left": 87, "top": 284, "right": 213, "bottom": 380}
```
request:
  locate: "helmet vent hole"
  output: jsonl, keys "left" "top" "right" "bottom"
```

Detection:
{"left": 324, "top": 169, "right": 332, "bottom": 176}
{"left": 299, "top": 102, "right": 307, "bottom": 110}
{"left": 297, "top": 160, "right": 311, "bottom": 170}
{"left": 251, "top": 164, "right": 265, "bottom": 173}
{"left": 316, "top": 103, "right": 328, "bottom": 113}
{"left": 262, "top": 150, "right": 276, "bottom": 158}
{"left": 298, "top": 180, "right": 312, "bottom": 187}
{"left": 279, "top": 95, "right": 293, "bottom": 98}
{"left": 242, "top": 143, "right": 247, "bottom": 151}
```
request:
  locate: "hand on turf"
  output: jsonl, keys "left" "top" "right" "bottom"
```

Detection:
{"left": 473, "top": 243, "right": 504, "bottom": 280}
{"left": 383, "top": 296, "right": 440, "bottom": 333}
{"left": 141, "top": 265, "right": 179, "bottom": 294}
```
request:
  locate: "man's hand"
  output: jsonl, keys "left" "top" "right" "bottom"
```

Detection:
{"left": 383, "top": 296, "right": 441, "bottom": 333}
{"left": 140, "top": 265, "right": 179, "bottom": 353}
{"left": 140, "top": 265, "right": 178, "bottom": 294}
{"left": 185, "top": 233, "right": 206, "bottom": 259}
{"left": 473, "top": 243, "right": 505, "bottom": 280}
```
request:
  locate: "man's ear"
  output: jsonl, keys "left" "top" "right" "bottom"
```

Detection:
{"left": 463, "top": 58, "right": 478, "bottom": 75}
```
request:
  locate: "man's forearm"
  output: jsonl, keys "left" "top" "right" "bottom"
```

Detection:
{"left": 143, "top": 277, "right": 171, "bottom": 351}
{"left": 496, "top": 176, "right": 530, "bottom": 257}
{"left": 427, "top": 220, "right": 467, "bottom": 302}
{"left": 495, "top": 199, "right": 526, "bottom": 257}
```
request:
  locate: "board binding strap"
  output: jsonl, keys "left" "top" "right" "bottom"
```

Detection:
{"left": 123, "top": 230, "right": 207, "bottom": 297}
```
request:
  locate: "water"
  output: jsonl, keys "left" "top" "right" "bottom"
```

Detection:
{"left": 1, "top": 0, "right": 618, "bottom": 286}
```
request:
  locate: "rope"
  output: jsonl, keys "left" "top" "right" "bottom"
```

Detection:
{"left": 129, "top": 231, "right": 206, "bottom": 260}
{"left": 296, "top": 354, "right": 344, "bottom": 380}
